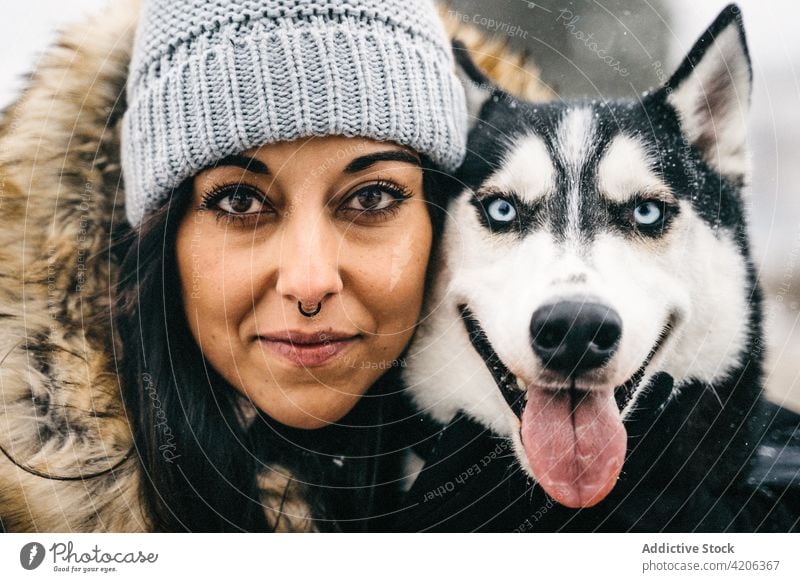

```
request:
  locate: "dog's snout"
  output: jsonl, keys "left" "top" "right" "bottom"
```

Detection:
{"left": 530, "top": 302, "right": 622, "bottom": 376}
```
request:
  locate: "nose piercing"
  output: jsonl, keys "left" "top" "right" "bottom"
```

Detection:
{"left": 298, "top": 301, "right": 322, "bottom": 318}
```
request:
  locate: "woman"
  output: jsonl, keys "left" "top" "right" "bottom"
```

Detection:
{"left": 1, "top": 0, "right": 464, "bottom": 533}
{"left": 115, "top": 0, "right": 471, "bottom": 531}
{"left": 0, "top": 0, "right": 544, "bottom": 532}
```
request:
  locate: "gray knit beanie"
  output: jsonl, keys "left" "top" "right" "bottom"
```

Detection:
{"left": 121, "top": 0, "right": 468, "bottom": 226}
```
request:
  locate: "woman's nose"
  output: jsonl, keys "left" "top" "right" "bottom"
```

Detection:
{"left": 274, "top": 211, "right": 344, "bottom": 306}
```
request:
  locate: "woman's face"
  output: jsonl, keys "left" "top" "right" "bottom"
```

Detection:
{"left": 175, "top": 136, "right": 432, "bottom": 428}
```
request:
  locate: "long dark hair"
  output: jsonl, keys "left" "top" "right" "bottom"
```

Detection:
{"left": 110, "top": 155, "right": 454, "bottom": 532}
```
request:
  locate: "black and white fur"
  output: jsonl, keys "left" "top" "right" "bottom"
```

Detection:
{"left": 401, "top": 5, "right": 799, "bottom": 530}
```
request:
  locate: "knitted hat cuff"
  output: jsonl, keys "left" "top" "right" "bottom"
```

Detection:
{"left": 122, "top": 14, "right": 467, "bottom": 226}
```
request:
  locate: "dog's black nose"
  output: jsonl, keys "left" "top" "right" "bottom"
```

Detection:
{"left": 530, "top": 302, "right": 622, "bottom": 376}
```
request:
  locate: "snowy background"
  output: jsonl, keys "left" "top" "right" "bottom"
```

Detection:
{"left": 1, "top": 0, "right": 798, "bottom": 411}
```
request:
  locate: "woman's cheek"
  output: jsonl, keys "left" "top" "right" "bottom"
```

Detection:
{"left": 387, "top": 231, "right": 417, "bottom": 294}
{"left": 373, "top": 230, "right": 432, "bottom": 328}
{"left": 179, "top": 238, "right": 246, "bottom": 331}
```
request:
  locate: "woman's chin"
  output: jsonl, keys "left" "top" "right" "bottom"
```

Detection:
{"left": 248, "top": 387, "right": 363, "bottom": 429}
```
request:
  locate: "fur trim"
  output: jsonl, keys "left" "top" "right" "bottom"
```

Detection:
{"left": 0, "top": 0, "right": 545, "bottom": 532}
{"left": 0, "top": 0, "right": 145, "bottom": 532}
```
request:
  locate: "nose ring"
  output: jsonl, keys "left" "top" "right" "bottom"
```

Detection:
{"left": 298, "top": 301, "right": 322, "bottom": 318}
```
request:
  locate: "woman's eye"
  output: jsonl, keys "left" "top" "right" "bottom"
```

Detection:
{"left": 341, "top": 183, "right": 411, "bottom": 215}
{"left": 208, "top": 185, "right": 269, "bottom": 215}
{"left": 633, "top": 200, "right": 663, "bottom": 226}
{"left": 486, "top": 197, "right": 517, "bottom": 223}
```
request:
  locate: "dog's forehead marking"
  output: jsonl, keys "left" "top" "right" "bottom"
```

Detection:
{"left": 597, "top": 134, "right": 664, "bottom": 202}
{"left": 557, "top": 107, "right": 596, "bottom": 169}
{"left": 484, "top": 133, "right": 555, "bottom": 202}
{"left": 556, "top": 107, "right": 596, "bottom": 238}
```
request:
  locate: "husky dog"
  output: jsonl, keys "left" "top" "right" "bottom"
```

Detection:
{"left": 400, "top": 5, "right": 799, "bottom": 530}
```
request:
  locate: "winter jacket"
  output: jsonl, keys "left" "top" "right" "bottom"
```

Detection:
{"left": 0, "top": 0, "right": 547, "bottom": 532}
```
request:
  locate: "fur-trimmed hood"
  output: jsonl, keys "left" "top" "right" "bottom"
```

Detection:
{"left": 0, "top": 0, "right": 548, "bottom": 532}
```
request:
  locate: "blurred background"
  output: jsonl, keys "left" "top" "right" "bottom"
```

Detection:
{"left": 1, "top": 0, "right": 798, "bottom": 411}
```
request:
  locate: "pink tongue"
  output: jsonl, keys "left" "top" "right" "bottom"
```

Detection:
{"left": 520, "top": 388, "right": 627, "bottom": 508}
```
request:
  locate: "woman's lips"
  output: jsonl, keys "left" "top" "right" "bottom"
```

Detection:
{"left": 258, "top": 337, "right": 358, "bottom": 367}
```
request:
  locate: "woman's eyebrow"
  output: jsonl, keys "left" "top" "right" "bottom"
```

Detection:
{"left": 211, "top": 154, "right": 270, "bottom": 175}
{"left": 344, "top": 150, "right": 422, "bottom": 173}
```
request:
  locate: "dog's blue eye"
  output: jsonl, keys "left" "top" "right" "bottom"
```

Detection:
{"left": 487, "top": 198, "right": 517, "bottom": 222}
{"left": 633, "top": 201, "right": 662, "bottom": 226}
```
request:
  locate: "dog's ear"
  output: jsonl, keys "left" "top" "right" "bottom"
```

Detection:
{"left": 452, "top": 39, "right": 499, "bottom": 131}
{"left": 664, "top": 4, "right": 751, "bottom": 180}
